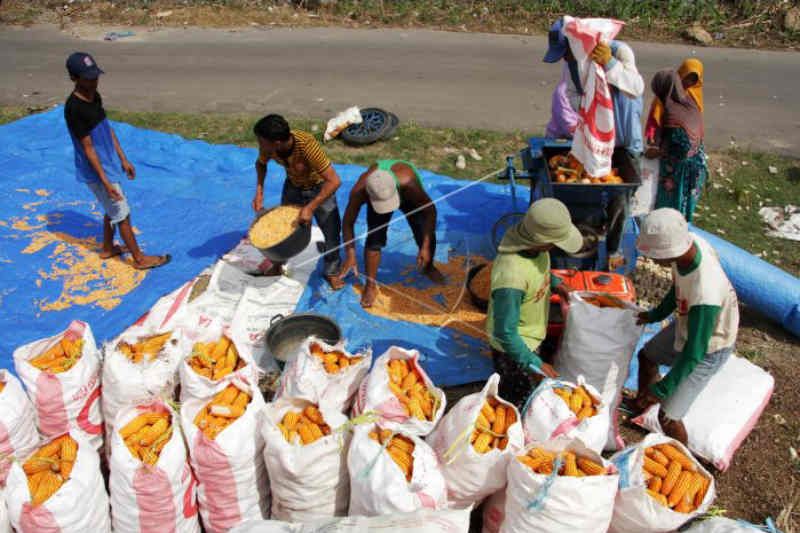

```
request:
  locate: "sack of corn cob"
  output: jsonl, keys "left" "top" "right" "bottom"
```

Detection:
{"left": 609, "top": 433, "right": 715, "bottom": 533}
{"left": 181, "top": 376, "right": 268, "bottom": 533}
{"left": 481, "top": 489, "right": 506, "bottom": 533}
{"left": 555, "top": 291, "right": 643, "bottom": 451}
{"left": 348, "top": 424, "right": 448, "bottom": 516}
{"left": 13, "top": 321, "right": 104, "bottom": 450}
{"left": 6, "top": 432, "right": 110, "bottom": 533}
{"left": 501, "top": 438, "right": 619, "bottom": 532}
{"left": 109, "top": 401, "right": 200, "bottom": 533}
{"left": 261, "top": 398, "right": 351, "bottom": 521}
{"left": 133, "top": 279, "right": 195, "bottom": 334}
{"left": 0, "top": 370, "right": 40, "bottom": 485}
{"left": 0, "top": 487, "right": 8, "bottom": 533}
{"left": 351, "top": 346, "right": 446, "bottom": 436}
{"left": 426, "top": 374, "right": 524, "bottom": 508}
{"left": 179, "top": 318, "right": 259, "bottom": 402}
{"left": 682, "top": 516, "right": 774, "bottom": 533}
{"left": 102, "top": 327, "right": 186, "bottom": 445}
{"left": 632, "top": 354, "right": 774, "bottom": 472}
{"left": 275, "top": 337, "right": 371, "bottom": 413}
{"left": 520, "top": 376, "right": 610, "bottom": 454}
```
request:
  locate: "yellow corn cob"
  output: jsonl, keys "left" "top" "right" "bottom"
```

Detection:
{"left": 577, "top": 457, "right": 605, "bottom": 476}
{"left": 694, "top": 474, "right": 710, "bottom": 508}
{"left": 211, "top": 337, "right": 231, "bottom": 362}
{"left": 379, "top": 428, "right": 393, "bottom": 444}
{"left": 684, "top": 472, "right": 705, "bottom": 508}
{"left": 388, "top": 382, "right": 409, "bottom": 404}
{"left": 408, "top": 397, "right": 426, "bottom": 420}
{"left": 303, "top": 405, "right": 325, "bottom": 425}
{"left": 647, "top": 489, "right": 669, "bottom": 507}
{"left": 562, "top": 452, "right": 579, "bottom": 476}
{"left": 674, "top": 496, "right": 694, "bottom": 514}
{"left": 323, "top": 352, "right": 338, "bottom": 365}
{"left": 121, "top": 415, "right": 159, "bottom": 440}
{"left": 469, "top": 430, "right": 479, "bottom": 444}
{"left": 288, "top": 430, "right": 298, "bottom": 444}
{"left": 27, "top": 471, "right": 47, "bottom": 496}
{"left": 387, "top": 447, "right": 413, "bottom": 481}
{"left": 646, "top": 447, "right": 670, "bottom": 467}
{"left": 657, "top": 444, "right": 697, "bottom": 472}
{"left": 569, "top": 389, "right": 583, "bottom": 414}
{"left": 473, "top": 432, "right": 493, "bottom": 454}
{"left": 283, "top": 410, "right": 300, "bottom": 431}
{"left": 529, "top": 448, "right": 556, "bottom": 461}
{"left": 667, "top": 471, "right": 694, "bottom": 507}
{"left": 138, "top": 418, "right": 169, "bottom": 446}
{"left": 23, "top": 457, "right": 54, "bottom": 476}
{"left": 396, "top": 360, "right": 410, "bottom": 379}
{"left": 553, "top": 388, "right": 571, "bottom": 403}
{"left": 643, "top": 456, "right": 669, "bottom": 478}
{"left": 420, "top": 394, "right": 434, "bottom": 419}
{"left": 661, "top": 461, "right": 683, "bottom": 496}
{"left": 309, "top": 423, "right": 324, "bottom": 441}
{"left": 401, "top": 371, "right": 418, "bottom": 391}
{"left": 476, "top": 412, "right": 490, "bottom": 430}
{"left": 480, "top": 401, "right": 496, "bottom": 423}
{"left": 36, "top": 437, "right": 67, "bottom": 458}
{"left": 492, "top": 405, "right": 507, "bottom": 435}
{"left": 60, "top": 436, "right": 77, "bottom": 463}
{"left": 388, "top": 436, "right": 415, "bottom": 454}
{"left": 648, "top": 475, "right": 663, "bottom": 493}
{"left": 338, "top": 357, "right": 350, "bottom": 370}
{"left": 31, "top": 471, "right": 62, "bottom": 506}
{"left": 297, "top": 423, "right": 315, "bottom": 445}
{"left": 576, "top": 405, "right": 594, "bottom": 420}
{"left": 232, "top": 391, "right": 250, "bottom": 411}
{"left": 578, "top": 386, "right": 593, "bottom": 409}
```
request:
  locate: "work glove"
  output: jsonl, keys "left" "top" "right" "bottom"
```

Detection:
{"left": 591, "top": 42, "right": 612, "bottom": 66}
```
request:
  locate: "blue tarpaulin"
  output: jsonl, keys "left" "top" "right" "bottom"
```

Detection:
{"left": 0, "top": 108, "right": 508, "bottom": 386}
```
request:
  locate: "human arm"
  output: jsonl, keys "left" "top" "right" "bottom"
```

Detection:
{"left": 638, "top": 286, "right": 677, "bottom": 324}
{"left": 337, "top": 173, "right": 369, "bottom": 279}
{"left": 602, "top": 42, "right": 645, "bottom": 98}
{"left": 546, "top": 77, "right": 579, "bottom": 139}
{"left": 299, "top": 164, "right": 341, "bottom": 225}
{"left": 109, "top": 127, "right": 135, "bottom": 179}
{"left": 79, "top": 135, "right": 123, "bottom": 201}
{"left": 491, "top": 288, "right": 543, "bottom": 369}
{"left": 407, "top": 186, "right": 437, "bottom": 269}
{"left": 650, "top": 304, "right": 721, "bottom": 399}
{"left": 253, "top": 157, "right": 268, "bottom": 212}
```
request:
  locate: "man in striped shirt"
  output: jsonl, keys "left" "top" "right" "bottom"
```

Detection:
{"left": 252, "top": 114, "right": 343, "bottom": 288}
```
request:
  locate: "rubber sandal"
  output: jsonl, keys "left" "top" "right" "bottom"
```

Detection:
{"left": 134, "top": 254, "right": 171, "bottom": 271}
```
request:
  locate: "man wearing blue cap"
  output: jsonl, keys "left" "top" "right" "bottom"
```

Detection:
{"left": 543, "top": 17, "right": 645, "bottom": 161}
{"left": 64, "top": 52, "right": 169, "bottom": 269}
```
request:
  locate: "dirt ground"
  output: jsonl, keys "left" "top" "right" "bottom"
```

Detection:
{"left": 445, "top": 306, "right": 800, "bottom": 530}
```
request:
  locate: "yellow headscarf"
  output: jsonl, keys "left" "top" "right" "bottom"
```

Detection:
{"left": 647, "top": 58, "right": 704, "bottom": 131}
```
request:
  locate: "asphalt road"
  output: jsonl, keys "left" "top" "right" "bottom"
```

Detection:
{"left": 1, "top": 24, "right": 798, "bottom": 155}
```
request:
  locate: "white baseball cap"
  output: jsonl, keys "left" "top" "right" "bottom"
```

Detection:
{"left": 366, "top": 169, "right": 400, "bottom": 214}
{"left": 636, "top": 208, "right": 694, "bottom": 259}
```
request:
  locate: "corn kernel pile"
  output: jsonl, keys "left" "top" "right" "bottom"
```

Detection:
{"left": 117, "top": 332, "right": 172, "bottom": 364}
{"left": 553, "top": 385, "right": 599, "bottom": 421}
{"left": 28, "top": 337, "right": 83, "bottom": 373}
{"left": 249, "top": 205, "right": 302, "bottom": 249}
{"left": 368, "top": 427, "right": 415, "bottom": 482}
{"left": 277, "top": 404, "right": 331, "bottom": 445}
{"left": 387, "top": 359, "right": 437, "bottom": 421}
{"left": 471, "top": 397, "right": 514, "bottom": 453}
{"left": 309, "top": 342, "right": 364, "bottom": 374}
{"left": 23, "top": 435, "right": 78, "bottom": 506}
{"left": 194, "top": 384, "right": 252, "bottom": 440}
{"left": 518, "top": 447, "right": 607, "bottom": 477}
{"left": 120, "top": 411, "right": 173, "bottom": 465}
{"left": 643, "top": 444, "right": 710, "bottom": 513}
{"left": 187, "top": 336, "right": 245, "bottom": 381}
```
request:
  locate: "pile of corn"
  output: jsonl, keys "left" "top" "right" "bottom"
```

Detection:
{"left": 468, "top": 262, "right": 492, "bottom": 303}
{"left": 553, "top": 385, "right": 599, "bottom": 421}
{"left": 643, "top": 444, "right": 710, "bottom": 513}
{"left": 309, "top": 342, "right": 364, "bottom": 374}
{"left": 28, "top": 337, "right": 83, "bottom": 373}
{"left": 0, "top": 381, "right": 5, "bottom": 393}
{"left": 277, "top": 404, "right": 331, "bottom": 445}
{"left": 582, "top": 293, "right": 627, "bottom": 309}
{"left": 249, "top": 205, "right": 302, "bottom": 249}
{"left": 368, "top": 428, "right": 415, "bottom": 482}
{"left": 117, "top": 332, "right": 172, "bottom": 364}
{"left": 194, "top": 384, "right": 252, "bottom": 440}
{"left": 120, "top": 411, "right": 173, "bottom": 465}
{"left": 187, "top": 336, "right": 244, "bottom": 380}
{"left": 23, "top": 435, "right": 77, "bottom": 506}
{"left": 471, "top": 397, "right": 514, "bottom": 453}
{"left": 518, "top": 447, "right": 607, "bottom": 477}
{"left": 387, "top": 359, "right": 437, "bottom": 422}
{"left": 630, "top": 257, "right": 673, "bottom": 308}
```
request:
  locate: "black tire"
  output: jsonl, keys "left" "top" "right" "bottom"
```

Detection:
{"left": 381, "top": 112, "right": 400, "bottom": 140}
{"left": 340, "top": 108, "right": 392, "bottom": 146}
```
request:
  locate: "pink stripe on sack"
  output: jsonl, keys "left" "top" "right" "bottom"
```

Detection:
{"left": 379, "top": 398, "right": 411, "bottom": 423}
{"left": 182, "top": 463, "right": 199, "bottom": 519}
{"left": 19, "top": 502, "right": 60, "bottom": 533}
{"left": 719, "top": 382, "right": 774, "bottom": 471}
{"left": 134, "top": 466, "right": 178, "bottom": 533}
{"left": 417, "top": 491, "right": 437, "bottom": 510}
{"left": 77, "top": 385, "right": 103, "bottom": 435}
{"left": 551, "top": 417, "right": 581, "bottom": 439}
{"left": 0, "top": 421, "right": 12, "bottom": 485}
{"left": 192, "top": 431, "right": 242, "bottom": 533}
{"left": 35, "top": 373, "right": 69, "bottom": 437}
{"left": 64, "top": 320, "right": 86, "bottom": 341}
{"left": 160, "top": 281, "right": 193, "bottom": 330}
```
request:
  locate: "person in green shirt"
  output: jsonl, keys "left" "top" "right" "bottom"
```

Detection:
{"left": 486, "top": 198, "right": 583, "bottom": 409}
{"left": 634, "top": 208, "right": 739, "bottom": 445}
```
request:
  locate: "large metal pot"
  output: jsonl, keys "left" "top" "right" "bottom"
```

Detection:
{"left": 250, "top": 206, "right": 311, "bottom": 263}
{"left": 264, "top": 313, "right": 341, "bottom": 365}
{"left": 466, "top": 263, "right": 491, "bottom": 312}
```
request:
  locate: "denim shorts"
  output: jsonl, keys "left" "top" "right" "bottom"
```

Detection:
{"left": 642, "top": 322, "right": 732, "bottom": 420}
{"left": 87, "top": 181, "right": 130, "bottom": 225}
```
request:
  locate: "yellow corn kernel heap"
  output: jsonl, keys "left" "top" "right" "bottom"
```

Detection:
{"left": 23, "top": 434, "right": 78, "bottom": 506}
{"left": 517, "top": 447, "right": 607, "bottom": 477}
{"left": 386, "top": 359, "right": 437, "bottom": 422}
{"left": 187, "top": 336, "right": 245, "bottom": 381}
{"left": 642, "top": 444, "right": 709, "bottom": 513}
{"left": 279, "top": 404, "right": 331, "bottom": 445}
{"left": 368, "top": 426, "right": 416, "bottom": 482}
{"left": 194, "top": 384, "right": 252, "bottom": 440}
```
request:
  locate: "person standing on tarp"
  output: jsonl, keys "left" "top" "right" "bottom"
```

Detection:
{"left": 63, "top": 52, "right": 170, "bottom": 270}
{"left": 336, "top": 160, "right": 444, "bottom": 308}
{"left": 634, "top": 208, "right": 739, "bottom": 445}
{"left": 486, "top": 199, "right": 582, "bottom": 410}
{"left": 543, "top": 17, "right": 645, "bottom": 163}
{"left": 252, "top": 114, "right": 343, "bottom": 288}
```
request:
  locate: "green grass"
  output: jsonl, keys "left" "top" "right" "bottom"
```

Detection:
{"left": 2, "top": 105, "right": 798, "bottom": 276}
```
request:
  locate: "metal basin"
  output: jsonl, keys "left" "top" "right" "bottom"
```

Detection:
{"left": 264, "top": 313, "right": 341, "bottom": 365}
{"left": 250, "top": 206, "right": 311, "bottom": 263}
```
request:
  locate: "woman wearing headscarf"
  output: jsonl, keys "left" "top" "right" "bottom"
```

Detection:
{"left": 646, "top": 69, "right": 707, "bottom": 222}
{"left": 645, "top": 58, "right": 704, "bottom": 144}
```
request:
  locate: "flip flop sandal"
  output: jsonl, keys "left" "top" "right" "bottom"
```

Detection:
{"left": 134, "top": 254, "right": 171, "bottom": 271}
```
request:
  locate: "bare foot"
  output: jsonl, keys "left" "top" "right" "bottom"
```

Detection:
{"left": 423, "top": 265, "right": 446, "bottom": 285}
{"left": 133, "top": 254, "right": 171, "bottom": 270}
{"left": 360, "top": 284, "right": 378, "bottom": 308}
{"left": 326, "top": 275, "right": 345, "bottom": 291}
{"left": 99, "top": 244, "right": 128, "bottom": 259}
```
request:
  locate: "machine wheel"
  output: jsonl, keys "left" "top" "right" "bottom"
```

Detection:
{"left": 492, "top": 212, "right": 525, "bottom": 252}
{"left": 340, "top": 108, "right": 392, "bottom": 146}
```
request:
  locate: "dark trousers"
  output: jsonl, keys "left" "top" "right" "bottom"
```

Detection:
{"left": 364, "top": 201, "right": 436, "bottom": 261}
{"left": 281, "top": 180, "right": 342, "bottom": 277}
{"left": 492, "top": 349, "right": 544, "bottom": 412}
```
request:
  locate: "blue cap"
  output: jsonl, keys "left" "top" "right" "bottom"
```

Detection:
{"left": 543, "top": 18, "right": 568, "bottom": 63}
{"left": 66, "top": 52, "right": 104, "bottom": 80}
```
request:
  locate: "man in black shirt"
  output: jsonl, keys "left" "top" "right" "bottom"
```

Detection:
{"left": 64, "top": 52, "right": 169, "bottom": 269}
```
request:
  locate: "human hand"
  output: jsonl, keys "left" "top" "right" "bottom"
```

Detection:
{"left": 645, "top": 146, "right": 661, "bottom": 159}
{"left": 121, "top": 159, "right": 136, "bottom": 180}
{"left": 635, "top": 390, "right": 660, "bottom": 412}
{"left": 591, "top": 42, "right": 612, "bottom": 66}
{"left": 252, "top": 188, "right": 263, "bottom": 212}
{"left": 298, "top": 205, "right": 314, "bottom": 226}
{"left": 105, "top": 183, "right": 123, "bottom": 202}
{"left": 636, "top": 311, "right": 651, "bottom": 325}
{"left": 553, "top": 281, "right": 573, "bottom": 300}
{"left": 662, "top": 177, "right": 676, "bottom": 192}
{"left": 337, "top": 252, "right": 359, "bottom": 281}
{"left": 539, "top": 363, "right": 559, "bottom": 378}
